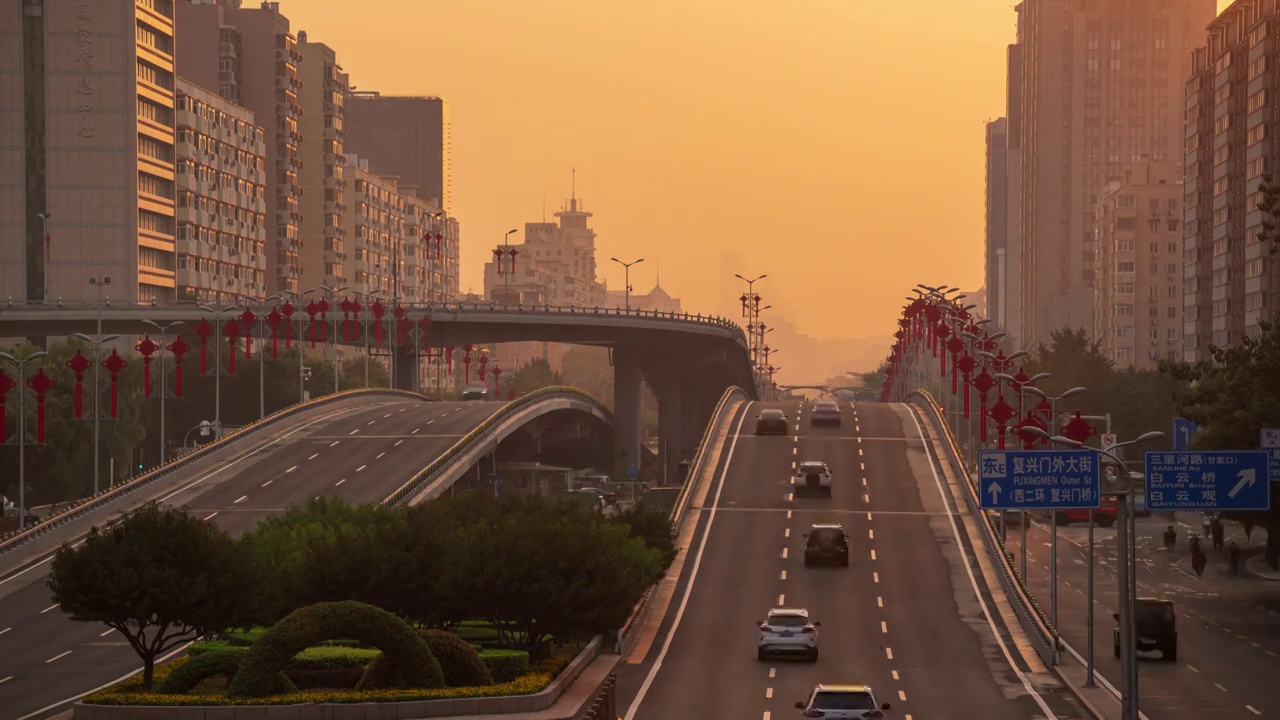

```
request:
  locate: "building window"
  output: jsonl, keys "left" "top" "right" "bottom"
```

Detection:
{"left": 1168, "top": 306, "right": 1177, "bottom": 319}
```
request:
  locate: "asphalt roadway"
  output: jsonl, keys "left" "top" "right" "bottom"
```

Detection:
{"left": 0, "top": 398, "right": 503, "bottom": 720}
{"left": 1007, "top": 512, "right": 1280, "bottom": 719}
{"left": 618, "top": 400, "right": 1092, "bottom": 719}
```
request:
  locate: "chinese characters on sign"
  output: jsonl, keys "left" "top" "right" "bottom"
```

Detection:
{"left": 977, "top": 450, "right": 1102, "bottom": 510}
{"left": 1145, "top": 451, "right": 1270, "bottom": 511}
{"left": 75, "top": 3, "right": 94, "bottom": 139}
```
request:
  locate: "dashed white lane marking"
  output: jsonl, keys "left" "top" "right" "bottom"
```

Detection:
{"left": 1267, "top": 650, "right": 1278, "bottom": 657}
{"left": 869, "top": 529, "right": 875, "bottom": 540}
{"left": 356, "top": 464, "right": 367, "bottom": 472}
{"left": 426, "top": 419, "right": 435, "bottom": 425}
{"left": 881, "top": 621, "right": 888, "bottom": 633}
{"left": 0, "top": 676, "right": 11, "bottom": 684}
{"left": 40, "top": 604, "right": 58, "bottom": 614}
{"left": 99, "top": 628, "right": 114, "bottom": 637}
{"left": 366, "top": 420, "right": 376, "bottom": 426}
{"left": 0, "top": 628, "right": 10, "bottom": 636}
{"left": 413, "top": 427, "right": 421, "bottom": 433}
{"left": 861, "top": 462, "right": 865, "bottom": 470}
{"left": 778, "top": 594, "right": 785, "bottom": 605}
{"left": 308, "top": 453, "right": 319, "bottom": 460}
{"left": 769, "top": 668, "right": 776, "bottom": 678}
{"left": 349, "top": 429, "right": 360, "bottom": 435}
{"left": 262, "top": 480, "right": 273, "bottom": 487}
{"left": 763, "top": 712, "right": 771, "bottom": 720}
{"left": 792, "top": 447, "right": 797, "bottom": 455}
{"left": 45, "top": 651, "right": 72, "bottom": 663}
{"left": 867, "top": 512, "right": 873, "bottom": 520}
{"left": 878, "top": 597, "right": 884, "bottom": 608}
{"left": 285, "top": 465, "right": 297, "bottom": 473}
{"left": 203, "top": 512, "right": 218, "bottom": 521}
{"left": 336, "top": 478, "right": 346, "bottom": 486}
{"left": 892, "top": 670, "right": 899, "bottom": 680}
{"left": 786, "top": 510, "right": 792, "bottom": 519}
{"left": 1215, "top": 683, "right": 1228, "bottom": 692}
{"left": 1187, "top": 664, "right": 1199, "bottom": 673}
{"left": 859, "top": 448, "right": 864, "bottom": 456}
{"left": 1247, "top": 705, "right": 1261, "bottom": 715}
{"left": 873, "top": 572, "right": 880, "bottom": 583}
{"left": 383, "top": 413, "right": 392, "bottom": 418}
{"left": 787, "top": 493, "right": 794, "bottom": 502}
{"left": 863, "top": 478, "right": 868, "bottom": 486}
{"left": 792, "top": 461, "right": 797, "bottom": 469}
{"left": 784, "top": 528, "right": 790, "bottom": 538}
{"left": 871, "top": 549, "right": 877, "bottom": 560}
{"left": 781, "top": 548, "right": 789, "bottom": 559}
{"left": 885, "top": 647, "right": 893, "bottom": 660}
{"left": 863, "top": 494, "right": 870, "bottom": 503}
{"left": 399, "top": 408, "right": 406, "bottom": 412}
{"left": 766, "top": 687, "right": 773, "bottom": 699}
{"left": 376, "top": 452, "right": 386, "bottom": 459}
{"left": 394, "top": 440, "right": 404, "bottom": 447}
{"left": 329, "top": 441, "right": 340, "bottom": 447}
{"left": 898, "top": 690, "right": 907, "bottom": 702}
{"left": 233, "top": 495, "right": 247, "bottom": 504}
{"left": 779, "top": 570, "right": 787, "bottom": 581}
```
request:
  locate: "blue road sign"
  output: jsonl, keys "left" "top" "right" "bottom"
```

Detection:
{"left": 627, "top": 462, "right": 638, "bottom": 481}
{"left": 1172, "top": 418, "right": 1201, "bottom": 451}
{"left": 1145, "top": 451, "right": 1271, "bottom": 511}
{"left": 1262, "top": 429, "right": 1280, "bottom": 481}
{"left": 977, "top": 450, "right": 1102, "bottom": 511}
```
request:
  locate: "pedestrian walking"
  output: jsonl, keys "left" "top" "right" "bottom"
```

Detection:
{"left": 1190, "top": 534, "right": 1202, "bottom": 555}
{"left": 1229, "top": 541, "right": 1242, "bottom": 576}
{"left": 1212, "top": 518, "right": 1225, "bottom": 551}
{"left": 1192, "top": 547, "right": 1207, "bottom": 577}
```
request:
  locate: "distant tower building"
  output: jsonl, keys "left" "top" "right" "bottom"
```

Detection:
{"left": 296, "top": 34, "right": 348, "bottom": 292}
{"left": 1183, "top": 0, "right": 1280, "bottom": 361}
{"left": 344, "top": 93, "right": 451, "bottom": 212}
{"left": 1011, "top": 0, "right": 1215, "bottom": 347}
{"left": 1, "top": 0, "right": 178, "bottom": 303}
{"left": 984, "top": 118, "right": 1009, "bottom": 330}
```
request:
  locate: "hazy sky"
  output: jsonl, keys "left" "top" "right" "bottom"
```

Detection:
{"left": 281, "top": 0, "right": 1234, "bottom": 340}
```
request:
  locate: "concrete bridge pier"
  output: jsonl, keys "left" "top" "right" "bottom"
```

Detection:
{"left": 650, "top": 368, "right": 683, "bottom": 486}
{"left": 612, "top": 345, "right": 643, "bottom": 483}
{"left": 392, "top": 346, "right": 418, "bottom": 393}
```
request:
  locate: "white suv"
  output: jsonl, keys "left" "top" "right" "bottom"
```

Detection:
{"left": 794, "top": 684, "right": 891, "bottom": 718}
{"left": 795, "top": 461, "right": 833, "bottom": 498}
{"left": 756, "top": 608, "right": 820, "bottom": 661}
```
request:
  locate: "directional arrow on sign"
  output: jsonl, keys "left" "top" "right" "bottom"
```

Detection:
{"left": 1228, "top": 468, "right": 1256, "bottom": 499}
{"left": 988, "top": 481, "right": 1002, "bottom": 505}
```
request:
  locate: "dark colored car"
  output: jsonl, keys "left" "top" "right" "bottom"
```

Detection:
{"left": 794, "top": 461, "right": 833, "bottom": 498}
{"left": 1113, "top": 598, "right": 1176, "bottom": 662}
{"left": 810, "top": 401, "right": 842, "bottom": 426}
{"left": 577, "top": 486, "right": 617, "bottom": 506}
{"left": 756, "top": 409, "right": 788, "bottom": 435}
{"left": 804, "top": 524, "right": 849, "bottom": 567}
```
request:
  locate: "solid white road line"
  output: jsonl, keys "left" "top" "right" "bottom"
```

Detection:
{"left": 45, "top": 651, "right": 72, "bottom": 663}
{"left": 622, "top": 402, "right": 750, "bottom": 719}
{"left": 906, "top": 405, "right": 1060, "bottom": 719}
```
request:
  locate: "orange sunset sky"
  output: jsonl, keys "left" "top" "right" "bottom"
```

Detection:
{"left": 279, "top": 0, "right": 1237, "bottom": 341}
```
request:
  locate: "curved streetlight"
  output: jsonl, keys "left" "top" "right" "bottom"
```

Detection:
{"left": 0, "top": 350, "right": 47, "bottom": 530}
{"left": 610, "top": 257, "right": 644, "bottom": 311}
{"left": 72, "top": 331, "right": 120, "bottom": 495}
{"left": 140, "top": 319, "right": 184, "bottom": 465}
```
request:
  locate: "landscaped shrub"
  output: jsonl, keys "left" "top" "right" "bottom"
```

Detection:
{"left": 226, "top": 601, "right": 443, "bottom": 698}
{"left": 156, "top": 650, "right": 296, "bottom": 695}
{"left": 358, "top": 629, "right": 493, "bottom": 689}
{"left": 480, "top": 649, "right": 530, "bottom": 682}
{"left": 187, "top": 642, "right": 378, "bottom": 671}
{"left": 284, "top": 667, "right": 364, "bottom": 690}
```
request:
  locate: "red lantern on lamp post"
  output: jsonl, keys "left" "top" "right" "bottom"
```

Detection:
{"left": 136, "top": 335, "right": 159, "bottom": 398}
{"left": 66, "top": 350, "right": 92, "bottom": 418}
{"left": 280, "top": 300, "right": 296, "bottom": 349}
{"left": 987, "top": 395, "right": 1017, "bottom": 450}
{"left": 239, "top": 308, "right": 256, "bottom": 361}
{"left": 195, "top": 318, "right": 213, "bottom": 374}
{"left": 102, "top": 350, "right": 127, "bottom": 420}
{"left": 462, "top": 345, "right": 474, "bottom": 384}
{"left": 478, "top": 354, "right": 490, "bottom": 387}
{"left": 0, "top": 369, "right": 15, "bottom": 441}
{"left": 26, "top": 369, "right": 53, "bottom": 444}
{"left": 394, "top": 304, "right": 408, "bottom": 346}
{"left": 267, "top": 307, "right": 284, "bottom": 359}
{"left": 445, "top": 346, "right": 455, "bottom": 372}
{"left": 168, "top": 335, "right": 191, "bottom": 398}
{"left": 492, "top": 364, "right": 503, "bottom": 395}
{"left": 370, "top": 298, "right": 386, "bottom": 345}
{"left": 317, "top": 297, "right": 332, "bottom": 343}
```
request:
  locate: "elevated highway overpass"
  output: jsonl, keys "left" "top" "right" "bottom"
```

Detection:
{"left": 0, "top": 387, "right": 618, "bottom": 720}
{"left": 0, "top": 301, "right": 756, "bottom": 481}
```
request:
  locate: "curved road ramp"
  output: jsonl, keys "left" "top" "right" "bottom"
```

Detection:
{"left": 609, "top": 396, "right": 1103, "bottom": 720}
{"left": 0, "top": 386, "right": 623, "bottom": 720}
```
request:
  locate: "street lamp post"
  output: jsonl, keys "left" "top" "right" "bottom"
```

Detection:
{"left": 735, "top": 273, "right": 767, "bottom": 391}
{"left": 198, "top": 304, "right": 242, "bottom": 435}
{"left": 610, "top": 257, "right": 644, "bottom": 311}
{"left": 355, "top": 289, "right": 383, "bottom": 388}
{"left": 496, "top": 228, "right": 518, "bottom": 304}
{"left": 241, "top": 294, "right": 280, "bottom": 420}
{"left": 0, "top": 350, "right": 47, "bottom": 530}
{"left": 1023, "top": 385, "right": 1086, "bottom": 631}
{"left": 282, "top": 290, "right": 306, "bottom": 405}
{"left": 319, "top": 285, "right": 348, "bottom": 394}
{"left": 72, "top": 328, "right": 120, "bottom": 496}
{"left": 140, "top": 319, "right": 184, "bottom": 466}
{"left": 1030, "top": 428, "right": 1164, "bottom": 719}
{"left": 38, "top": 212, "right": 51, "bottom": 302}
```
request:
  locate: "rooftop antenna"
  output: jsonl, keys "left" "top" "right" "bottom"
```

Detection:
{"left": 542, "top": 193, "right": 546, "bottom": 222}
{"left": 571, "top": 168, "right": 576, "bottom": 202}
{"left": 656, "top": 259, "right": 661, "bottom": 287}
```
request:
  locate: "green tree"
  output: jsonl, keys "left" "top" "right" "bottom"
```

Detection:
{"left": 46, "top": 503, "right": 253, "bottom": 688}
{"left": 511, "top": 357, "right": 563, "bottom": 394}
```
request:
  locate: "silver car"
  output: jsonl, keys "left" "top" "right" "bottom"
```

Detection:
{"left": 757, "top": 608, "right": 820, "bottom": 661}
{"left": 795, "top": 684, "right": 891, "bottom": 718}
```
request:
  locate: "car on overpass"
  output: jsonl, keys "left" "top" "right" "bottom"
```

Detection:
{"left": 755, "top": 409, "right": 788, "bottom": 435}
{"left": 810, "top": 400, "right": 842, "bottom": 426}
{"left": 795, "top": 684, "right": 891, "bottom": 718}
{"left": 756, "top": 607, "right": 820, "bottom": 661}
{"left": 803, "top": 524, "right": 849, "bottom": 567}
{"left": 461, "top": 384, "right": 488, "bottom": 400}
{"left": 795, "top": 461, "right": 833, "bottom": 498}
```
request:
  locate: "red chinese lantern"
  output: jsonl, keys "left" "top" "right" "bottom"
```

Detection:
{"left": 26, "top": 368, "right": 54, "bottom": 443}
{"left": 493, "top": 248, "right": 504, "bottom": 274}
{"left": 987, "top": 396, "right": 1017, "bottom": 450}
{"left": 1061, "top": 411, "right": 1097, "bottom": 444}
{"left": 462, "top": 345, "right": 473, "bottom": 384}
{"left": 101, "top": 351, "right": 127, "bottom": 420}
{"left": 419, "top": 316, "right": 432, "bottom": 345}
{"left": 946, "top": 336, "right": 965, "bottom": 393}
{"left": 267, "top": 307, "right": 284, "bottom": 359}
{"left": 305, "top": 300, "right": 320, "bottom": 347}
{"left": 168, "top": 335, "right": 191, "bottom": 397}
{"left": 239, "top": 309, "right": 256, "bottom": 360}
{"left": 66, "top": 350, "right": 92, "bottom": 418}
{"left": 492, "top": 364, "right": 502, "bottom": 392}
{"left": 370, "top": 299, "right": 386, "bottom": 345}
{"left": 1016, "top": 411, "right": 1047, "bottom": 450}
{"left": 340, "top": 298, "right": 355, "bottom": 341}
{"left": 195, "top": 318, "right": 213, "bottom": 374}
{"left": 393, "top": 305, "right": 408, "bottom": 345}
{"left": 478, "top": 354, "right": 489, "bottom": 383}
{"left": 956, "top": 354, "right": 977, "bottom": 417}
{"left": 971, "top": 369, "right": 995, "bottom": 443}
{"left": 0, "top": 369, "right": 16, "bottom": 441}
{"left": 435, "top": 232, "right": 444, "bottom": 259}
{"left": 508, "top": 248, "right": 519, "bottom": 274}
{"left": 223, "top": 319, "right": 241, "bottom": 375}
{"left": 136, "top": 335, "right": 158, "bottom": 398}
{"left": 280, "top": 301, "right": 296, "bottom": 349}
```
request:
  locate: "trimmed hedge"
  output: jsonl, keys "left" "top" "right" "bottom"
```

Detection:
{"left": 157, "top": 651, "right": 296, "bottom": 695}
{"left": 480, "top": 649, "right": 530, "bottom": 682}
{"left": 188, "top": 643, "right": 378, "bottom": 671}
{"left": 226, "top": 601, "right": 443, "bottom": 698}
{"left": 358, "top": 629, "right": 493, "bottom": 690}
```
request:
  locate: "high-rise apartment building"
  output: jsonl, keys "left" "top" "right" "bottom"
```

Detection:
{"left": 402, "top": 189, "right": 459, "bottom": 304}
{"left": 176, "top": 0, "right": 303, "bottom": 295}
{"left": 174, "top": 79, "right": 266, "bottom": 303}
{"left": 1003, "top": 44, "right": 1025, "bottom": 344}
{"left": 1, "top": 0, "right": 178, "bottom": 304}
{"left": 1184, "top": 0, "right": 1280, "bottom": 361}
{"left": 501, "top": 196, "right": 606, "bottom": 307}
{"left": 1094, "top": 162, "right": 1183, "bottom": 369}
{"left": 296, "top": 34, "right": 347, "bottom": 292}
{"left": 345, "top": 92, "right": 451, "bottom": 212}
{"left": 344, "top": 155, "right": 405, "bottom": 299}
{"left": 1011, "top": 0, "right": 1215, "bottom": 347}
{"left": 984, "top": 118, "right": 1009, "bottom": 330}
